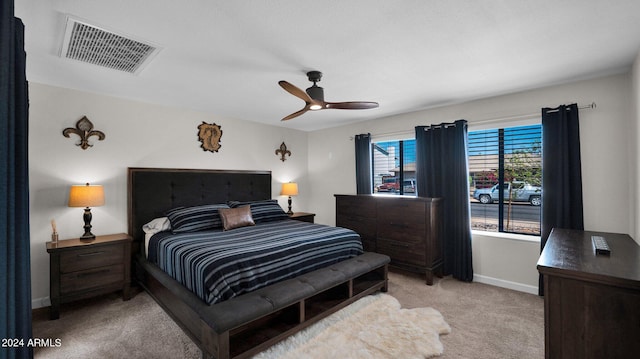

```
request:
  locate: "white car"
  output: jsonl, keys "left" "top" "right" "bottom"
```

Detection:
{"left": 473, "top": 182, "right": 541, "bottom": 206}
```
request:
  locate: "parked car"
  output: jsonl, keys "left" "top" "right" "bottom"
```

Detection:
{"left": 473, "top": 181, "right": 541, "bottom": 206}
{"left": 376, "top": 177, "right": 398, "bottom": 192}
{"left": 376, "top": 178, "right": 416, "bottom": 193}
{"left": 403, "top": 179, "right": 416, "bottom": 193}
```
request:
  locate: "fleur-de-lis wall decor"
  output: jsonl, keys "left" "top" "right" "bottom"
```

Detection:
{"left": 275, "top": 142, "right": 291, "bottom": 162}
{"left": 62, "top": 116, "right": 105, "bottom": 150}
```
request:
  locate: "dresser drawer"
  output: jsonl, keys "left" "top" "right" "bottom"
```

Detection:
{"left": 377, "top": 220, "right": 425, "bottom": 243}
{"left": 377, "top": 237, "right": 426, "bottom": 265}
{"left": 337, "top": 216, "right": 377, "bottom": 240}
{"left": 336, "top": 196, "right": 377, "bottom": 218}
{"left": 60, "top": 244, "right": 124, "bottom": 273}
{"left": 377, "top": 199, "right": 426, "bottom": 222}
{"left": 60, "top": 264, "right": 124, "bottom": 294}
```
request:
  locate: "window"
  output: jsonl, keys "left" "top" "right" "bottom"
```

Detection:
{"left": 468, "top": 124, "right": 542, "bottom": 235}
{"left": 368, "top": 123, "right": 541, "bottom": 236}
{"left": 371, "top": 139, "right": 416, "bottom": 196}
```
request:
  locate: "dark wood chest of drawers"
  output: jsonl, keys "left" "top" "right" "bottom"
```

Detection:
{"left": 47, "top": 233, "right": 132, "bottom": 319}
{"left": 335, "top": 194, "right": 443, "bottom": 284}
{"left": 537, "top": 229, "right": 640, "bottom": 358}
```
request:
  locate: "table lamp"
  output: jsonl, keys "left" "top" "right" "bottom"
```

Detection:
{"left": 68, "top": 183, "right": 105, "bottom": 240}
{"left": 280, "top": 182, "right": 298, "bottom": 215}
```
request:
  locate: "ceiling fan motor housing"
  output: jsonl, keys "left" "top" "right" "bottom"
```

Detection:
{"left": 306, "top": 71, "right": 324, "bottom": 101}
{"left": 306, "top": 85, "right": 324, "bottom": 102}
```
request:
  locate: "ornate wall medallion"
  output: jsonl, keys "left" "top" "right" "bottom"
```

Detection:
{"left": 198, "top": 122, "right": 223, "bottom": 153}
{"left": 275, "top": 142, "right": 291, "bottom": 161}
{"left": 62, "top": 116, "right": 106, "bottom": 150}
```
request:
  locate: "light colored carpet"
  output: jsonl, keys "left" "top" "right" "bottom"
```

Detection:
{"left": 33, "top": 290, "right": 200, "bottom": 359}
{"left": 254, "top": 293, "right": 450, "bottom": 359}
{"left": 389, "top": 270, "right": 544, "bottom": 359}
{"left": 33, "top": 270, "right": 544, "bottom": 358}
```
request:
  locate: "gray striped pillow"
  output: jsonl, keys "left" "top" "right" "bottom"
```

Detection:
{"left": 227, "top": 199, "right": 288, "bottom": 223}
{"left": 166, "top": 203, "right": 230, "bottom": 233}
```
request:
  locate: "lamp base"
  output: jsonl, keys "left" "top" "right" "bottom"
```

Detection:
{"left": 287, "top": 196, "right": 293, "bottom": 215}
{"left": 80, "top": 233, "right": 96, "bottom": 241}
{"left": 80, "top": 207, "right": 95, "bottom": 241}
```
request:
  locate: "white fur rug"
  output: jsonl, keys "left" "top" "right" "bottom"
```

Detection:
{"left": 253, "top": 293, "right": 451, "bottom": 359}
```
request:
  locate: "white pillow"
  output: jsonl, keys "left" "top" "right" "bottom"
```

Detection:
{"left": 142, "top": 217, "right": 171, "bottom": 257}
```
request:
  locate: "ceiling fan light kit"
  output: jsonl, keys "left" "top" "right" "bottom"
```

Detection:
{"left": 278, "top": 71, "right": 378, "bottom": 121}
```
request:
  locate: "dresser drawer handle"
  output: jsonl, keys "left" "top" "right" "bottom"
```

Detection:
{"left": 341, "top": 217, "right": 370, "bottom": 223}
{"left": 390, "top": 223, "right": 409, "bottom": 229}
{"left": 379, "top": 238, "right": 411, "bottom": 248}
{"left": 77, "top": 251, "right": 106, "bottom": 257}
{"left": 389, "top": 242, "right": 410, "bottom": 248}
{"left": 77, "top": 269, "right": 111, "bottom": 278}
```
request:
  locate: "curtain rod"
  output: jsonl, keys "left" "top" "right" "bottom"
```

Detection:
{"left": 351, "top": 102, "right": 596, "bottom": 140}
{"left": 471, "top": 102, "right": 596, "bottom": 126}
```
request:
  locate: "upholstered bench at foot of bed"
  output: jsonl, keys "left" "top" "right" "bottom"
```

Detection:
{"left": 199, "top": 252, "right": 390, "bottom": 333}
{"left": 138, "top": 251, "right": 389, "bottom": 359}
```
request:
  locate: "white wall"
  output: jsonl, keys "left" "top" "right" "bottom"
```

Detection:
{"left": 28, "top": 83, "right": 310, "bottom": 307}
{"left": 308, "top": 73, "right": 634, "bottom": 292}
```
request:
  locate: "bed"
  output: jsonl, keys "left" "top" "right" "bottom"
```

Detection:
{"left": 128, "top": 167, "right": 390, "bottom": 359}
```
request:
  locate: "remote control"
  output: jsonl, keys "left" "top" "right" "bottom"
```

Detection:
{"left": 591, "top": 235, "right": 611, "bottom": 255}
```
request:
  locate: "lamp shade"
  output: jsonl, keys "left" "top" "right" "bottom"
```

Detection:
{"left": 280, "top": 182, "right": 299, "bottom": 196}
{"left": 68, "top": 183, "right": 105, "bottom": 207}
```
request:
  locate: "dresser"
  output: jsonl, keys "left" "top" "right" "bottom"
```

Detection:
{"left": 47, "top": 233, "right": 132, "bottom": 319}
{"left": 537, "top": 229, "right": 640, "bottom": 358}
{"left": 335, "top": 194, "right": 443, "bottom": 285}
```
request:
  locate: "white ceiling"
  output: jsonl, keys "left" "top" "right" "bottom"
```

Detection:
{"left": 15, "top": 1, "right": 640, "bottom": 132}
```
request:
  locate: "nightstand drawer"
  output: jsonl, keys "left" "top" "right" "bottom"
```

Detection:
{"left": 60, "top": 244, "right": 124, "bottom": 273}
{"left": 60, "top": 264, "right": 124, "bottom": 294}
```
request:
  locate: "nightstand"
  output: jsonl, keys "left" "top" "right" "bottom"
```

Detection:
{"left": 289, "top": 212, "right": 315, "bottom": 223}
{"left": 46, "top": 233, "right": 132, "bottom": 320}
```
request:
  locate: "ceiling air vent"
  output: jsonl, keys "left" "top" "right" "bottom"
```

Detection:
{"left": 60, "top": 17, "right": 160, "bottom": 74}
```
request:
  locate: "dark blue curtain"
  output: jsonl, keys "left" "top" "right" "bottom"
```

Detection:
{"left": 415, "top": 120, "right": 473, "bottom": 281}
{"left": 1, "top": 1, "right": 32, "bottom": 358}
{"left": 354, "top": 134, "right": 372, "bottom": 194}
{"left": 539, "top": 104, "right": 583, "bottom": 295}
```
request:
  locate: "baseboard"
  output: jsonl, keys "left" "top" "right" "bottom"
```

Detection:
{"left": 32, "top": 296, "right": 51, "bottom": 309}
{"left": 473, "top": 274, "right": 539, "bottom": 295}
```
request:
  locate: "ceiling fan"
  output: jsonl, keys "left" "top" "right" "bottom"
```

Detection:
{"left": 278, "top": 71, "right": 379, "bottom": 121}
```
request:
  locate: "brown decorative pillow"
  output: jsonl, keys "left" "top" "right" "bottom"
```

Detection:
{"left": 218, "top": 206, "right": 255, "bottom": 231}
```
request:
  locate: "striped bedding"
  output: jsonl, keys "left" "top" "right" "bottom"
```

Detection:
{"left": 148, "top": 219, "right": 363, "bottom": 305}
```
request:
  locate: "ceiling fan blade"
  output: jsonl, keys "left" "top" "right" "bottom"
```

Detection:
{"left": 281, "top": 106, "right": 310, "bottom": 121}
{"left": 279, "top": 81, "right": 313, "bottom": 103}
{"left": 325, "top": 101, "right": 379, "bottom": 110}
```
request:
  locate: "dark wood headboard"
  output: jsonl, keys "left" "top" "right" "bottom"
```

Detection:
{"left": 127, "top": 167, "right": 272, "bottom": 244}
